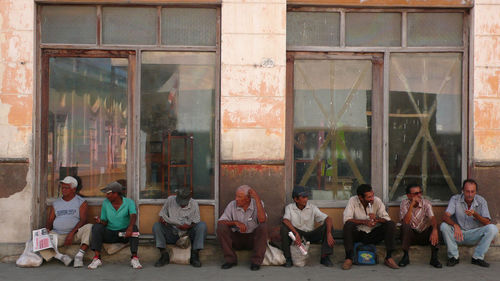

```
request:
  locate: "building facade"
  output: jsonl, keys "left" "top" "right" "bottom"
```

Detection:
{"left": 0, "top": 0, "right": 498, "bottom": 245}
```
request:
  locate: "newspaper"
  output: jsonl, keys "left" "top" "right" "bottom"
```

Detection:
{"left": 32, "top": 228, "right": 57, "bottom": 252}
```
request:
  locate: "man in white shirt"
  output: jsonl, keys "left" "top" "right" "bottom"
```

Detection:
{"left": 342, "top": 184, "right": 398, "bottom": 270}
{"left": 280, "top": 185, "right": 335, "bottom": 267}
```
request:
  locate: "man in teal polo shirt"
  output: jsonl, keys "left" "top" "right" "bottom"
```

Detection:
{"left": 88, "top": 182, "right": 142, "bottom": 269}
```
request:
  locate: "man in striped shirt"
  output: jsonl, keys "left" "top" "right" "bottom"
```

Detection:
{"left": 398, "top": 183, "right": 442, "bottom": 268}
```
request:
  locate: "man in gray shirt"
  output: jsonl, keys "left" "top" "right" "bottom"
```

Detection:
{"left": 217, "top": 185, "right": 267, "bottom": 271}
{"left": 441, "top": 179, "right": 498, "bottom": 267}
{"left": 152, "top": 187, "right": 207, "bottom": 268}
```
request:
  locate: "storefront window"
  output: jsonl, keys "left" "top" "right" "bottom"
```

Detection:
{"left": 140, "top": 52, "right": 216, "bottom": 199}
{"left": 47, "top": 57, "right": 128, "bottom": 197}
{"left": 389, "top": 53, "right": 462, "bottom": 201}
{"left": 293, "top": 59, "right": 372, "bottom": 200}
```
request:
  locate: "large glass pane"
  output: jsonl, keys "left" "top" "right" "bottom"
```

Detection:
{"left": 346, "top": 13, "right": 401, "bottom": 46}
{"left": 287, "top": 12, "right": 340, "bottom": 47}
{"left": 408, "top": 13, "right": 463, "bottom": 47}
{"left": 162, "top": 8, "right": 217, "bottom": 46}
{"left": 294, "top": 59, "right": 372, "bottom": 200}
{"left": 140, "top": 52, "right": 215, "bottom": 199}
{"left": 389, "top": 53, "right": 462, "bottom": 201}
{"left": 47, "top": 57, "right": 128, "bottom": 198}
{"left": 41, "top": 6, "right": 97, "bottom": 44}
{"left": 102, "top": 7, "right": 157, "bottom": 45}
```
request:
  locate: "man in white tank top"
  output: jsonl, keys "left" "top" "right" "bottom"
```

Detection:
{"left": 41, "top": 176, "right": 92, "bottom": 267}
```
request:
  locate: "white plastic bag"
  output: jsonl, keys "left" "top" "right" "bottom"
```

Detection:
{"left": 262, "top": 241, "right": 286, "bottom": 266}
{"left": 168, "top": 244, "right": 191, "bottom": 265}
{"left": 290, "top": 241, "right": 310, "bottom": 267}
{"left": 16, "top": 240, "right": 43, "bottom": 268}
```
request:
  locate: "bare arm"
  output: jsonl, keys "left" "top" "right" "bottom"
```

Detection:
{"left": 46, "top": 206, "right": 55, "bottom": 231}
{"left": 283, "top": 218, "right": 302, "bottom": 245}
{"left": 218, "top": 220, "right": 247, "bottom": 232}
{"left": 443, "top": 212, "right": 463, "bottom": 242}
{"left": 402, "top": 202, "right": 414, "bottom": 225}
{"left": 469, "top": 210, "right": 491, "bottom": 226}
{"left": 249, "top": 189, "right": 266, "bottom": 223}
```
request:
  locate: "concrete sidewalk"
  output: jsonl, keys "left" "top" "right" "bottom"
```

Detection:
{"left": 1, "top": 260, "right": 499, "bottom": 281}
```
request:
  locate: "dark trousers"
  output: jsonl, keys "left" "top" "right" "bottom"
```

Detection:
{"left": 152, "top": 221, "right": 207, "bottom": 250}
{"left": 343, "top": 220, "right": 396, "bottom": 260}
{"left": 217, "top": 222, "right": 268, "bottom": 265}
{"left": 400, "top": 223, "right": 440, "bottom": 251}
{"left": 91, "top": 223, "right": 139, "bottom": 254}
{"left": 280, "top": 223, "right": 334, "bottom": 259}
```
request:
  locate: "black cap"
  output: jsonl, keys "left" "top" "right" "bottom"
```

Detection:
{"left": 175, "top": 187, "right": 192, "bottom": 206}
{"left": 292, "top": 185, "right": 309, "bottom": 198}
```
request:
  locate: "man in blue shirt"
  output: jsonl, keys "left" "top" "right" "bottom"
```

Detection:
{"left": 440, "top": 179, "right": 498, "bottom": 267}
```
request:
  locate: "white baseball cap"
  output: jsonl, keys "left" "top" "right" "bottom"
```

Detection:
{"left": 60, "top": 176, "right": 78, "bottom": 188}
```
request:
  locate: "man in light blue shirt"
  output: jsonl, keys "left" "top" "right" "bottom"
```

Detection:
{"left": 440, "top": 179, "right": 498, "bottom": 267}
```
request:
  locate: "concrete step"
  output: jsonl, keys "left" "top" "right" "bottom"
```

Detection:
{"left": 3, "top": 240, "right": 500, "bottom": 266}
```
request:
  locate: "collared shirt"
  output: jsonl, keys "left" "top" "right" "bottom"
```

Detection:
{"left": 445, "top": 194, "right": 491, "bottom": 231}
{"left": 343, "top": 195, "right": 391, "bottom": 233}
{"left": 159, "top": 195, "right": 200, "bottom": 235}
{"left": 399, "top": 198, "right": 434, "bottom": 232}
{"left": 218, "top": 199, "right": 265, "bottom": 233}
{"left": 101, "top": 197, "right": 137, "bottom": 231}
{"left": 283, "top": 202, "right": 328, "bottom": 232}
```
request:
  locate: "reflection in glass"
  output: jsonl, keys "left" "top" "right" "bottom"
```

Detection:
{"left": 140, "top": 52, "right": 215, "bottom": 199}
{"left": 47, "top": 57, "right": 128, "bottom": 198}
{"left": 294, "top": 60, "right": 372, "bottom": 200}
{"left": 389, "top": 53, "right": 462, "bottom": 201}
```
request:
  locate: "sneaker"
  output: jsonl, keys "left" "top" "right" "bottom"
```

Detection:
{"left": 471, "top": 258, "right": 490, "bottom": 268}
{"left": 446, "top": 257, "right": 459, "bottom": 267}
{"left": 87, "top": 258, "right": 102, "bottom": 269}
{"left": 60, "top": 255, "right": 72, "bottom": 267}
{"left": 73, "top": 254, "right": 84, "bottom": 268}
{"left": 131, "top": 257, "right": 143, "bottom": 269}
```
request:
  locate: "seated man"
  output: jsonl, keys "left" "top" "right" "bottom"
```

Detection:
{"left": 281, "top": 185, "right": 335, "bottom": 267}
{"left": 342, "top": 184, "right": 398, "bottom": 270}
{"left": 152, "top": 187, "right": 207, "bottom": 267}
{"left": 398, "top": 183, "right": 442, "bottom": 268}
{"left": 88, "top": 182, "right": 142, "bottom": 269}
{"left": 440, "top": 179, "right": 498, "bottom": 267}
{"left": 42, "top": 176, "right": 92, "bottom": 267}
{"left": 217, "top": 185, "right": 267, "bottom": 271}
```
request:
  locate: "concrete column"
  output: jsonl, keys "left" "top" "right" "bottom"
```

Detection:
{"left": 220, "top": 0, "right": 286, "bottom": 161}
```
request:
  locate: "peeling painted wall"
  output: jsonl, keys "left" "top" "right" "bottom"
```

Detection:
{"left": 0, "top": 0, "right": 34, "bottom": 243}
{"left": 220, "top": 0, "right": 286, "bottom": 161}
{"left": 473, "top": 0, "right": 500, "bottom": 161}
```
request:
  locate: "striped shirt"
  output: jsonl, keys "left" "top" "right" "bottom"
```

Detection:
{"left": 399, "top": 198, "right": 434, "bottom": 232}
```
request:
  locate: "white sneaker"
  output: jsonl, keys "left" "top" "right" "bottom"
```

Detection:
{"left": 87, "top": 258, "right": 102, "bottom": 269}
{"left": 130, "top": 257, "right": 143, "bottom": 269}
{"left": 60, "top": 255, "right": 72, "bottom": 266}
{"left": 73, "top": 254, "right": 84, "bottom": 268}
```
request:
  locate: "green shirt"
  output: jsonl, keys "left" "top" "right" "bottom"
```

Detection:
{"left": 101, "top": 197, "right": 137, "bottom": 231}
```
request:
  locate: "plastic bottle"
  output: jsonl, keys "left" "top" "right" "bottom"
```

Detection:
{"left": 288, "top": 231, "right": 308, "bottom": 255}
